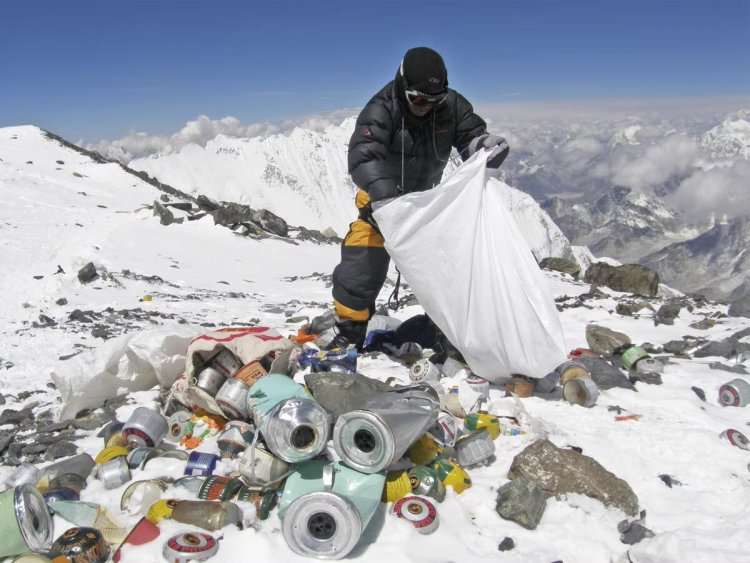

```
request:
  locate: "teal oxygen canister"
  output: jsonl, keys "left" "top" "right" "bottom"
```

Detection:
{"left": 0, "top": 484, "right": 54, "bottom": 558}
{"left": 278, "top": 460, "right": 386, "bottom": 560}
{"left": 246, "top": 373, "right": 330, "bottom": 463}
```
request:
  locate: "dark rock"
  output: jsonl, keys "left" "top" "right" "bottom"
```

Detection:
{"left": 0, "top": 432, "right": 13, "bottom": 455}
{"left": 37, "top": 420, "right": 73, "bottom": 433}
{"left": 38, "top": 314, "right": 56, "bottom": 326}
{"left": 662, "top": 340, "right": 693, "bottom": 355}
{"left": 640, "top": 342, "right": 662, "bottom": 354}
{"left": 616, "top": 301, "right": 654, "bottom": 317}
{"left": 160, "top": 194, "right": 170, "bottom": 202}
{"left": 44, "top": 441, "right": 79, "bottom": 461}
{"left": 77, "top": 262, "right": 98, "bottom": 284}
{"left": 694, "top": 337, "right": 750, "bottom": 359}
{"left": 0, "top": 358, "right": 14, "bottom": 369}
{"left": 56, "top": 298, "right": 68, "bottom": 306}
{"left": 21, "top": 443, "right": 48, "bottom": 456}
{"left": 585, "top": 324, "right": 632, "bottom": 356}
{"left": 729, "top": 279, "right": 750, "bottom": 318}
{"left": 167, "top": 202, "right": 194, "bottom": 211}
{"left": 629, "top": 371, "right": 662, "bottom": 385}
{"left": 91, "top": 325, "right": 113, "bottom": 339}
{"left": 655, "top": 302, "right": 682, "bottom": 325}
{"left": 153, "top": 200, "right": 181, "bottom": 226}
{"left": 0, "top": 394, "right": 5, "bottom": 405}
{"left": 304, "top": 372, "right": 393, "bottom": 419}
{"left": 295, "top": 226, "right": 341, "bottom": 245}
{"left": 73, "top": 410, "right": 114, "bottom": 431}
{"left": 580, "top": 285, "right": 608, "bottom": 301}
{"left": 495, "top": 478, "right": 548, "bottom": 530}
{"left": 658, "top": 474, "right": 682, "bottom": 488}
{"left": 16, "top": 390, "right": 43, "bottom": 401}
{"left": 251, "top": 209, "right": 288, "bottom": 237}
{"left": 498, "top": 537, "right": 515, "bottom": 552}
{"left": 508, "top": 439, "right": 639, "bottom": 516}
{"left": 618, "top": 511, "right": 655, "bottom": 545}
{"left": 0, "top": 408, "right": 34, "bottom": 426}
{"left": 708, "top": 362, "right": 747, "bottom": 374}
{"left": 691, "top": 386, "right": 706, "bottom": 401}
{"left": 690, "top": 318, "right": 716, "bottom": 330}
{"left": 576, "top": 356, "right": 636, "bottom": 391}
{"left": 584, "top": 263, "right": 659, "bottom": 297}
{"left": 69, "top": 309, "right": 95, "bottom": 323}
{"left": 539, "top": 257, "right": 581, "bottom": 279}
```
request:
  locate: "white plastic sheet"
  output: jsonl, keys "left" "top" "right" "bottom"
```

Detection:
{"left": 373, "top": 150, "right": 568, "bottom": 382}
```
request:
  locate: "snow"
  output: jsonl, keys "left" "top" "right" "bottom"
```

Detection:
{"left": 2, "top": 125, "right": 750, "bottom": 562}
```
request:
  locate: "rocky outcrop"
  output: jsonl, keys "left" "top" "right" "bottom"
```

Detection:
{"left": 584, "top": 263, "right": 659, "bottom": 296}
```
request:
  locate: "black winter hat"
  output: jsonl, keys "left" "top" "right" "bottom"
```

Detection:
{"left": 400, "top": 47, "right": 448, "bottom": 95}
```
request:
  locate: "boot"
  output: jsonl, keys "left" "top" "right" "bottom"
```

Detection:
{"left": 325, "top": 320, "right": 368, "bottom": 352}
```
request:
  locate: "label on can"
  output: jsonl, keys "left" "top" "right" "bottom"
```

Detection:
{"left": 212, "top": 348, "right": 242, "bottom": 378}
{"left": 94, "top": 446, "right": 129, "bottom": 465}
{"left": 621, "top": 346, "right": 650, "bottom": 371}
{"left": 392, "top": 496, "right": 439, "bottom": 534}
{"left": 123, "top": 427, "right": 154, "bottom": 449}
{"left": 463, "top": 411, "right": 501, "bottom": 440}
{"left": 721, "top": 429, "right": 750, "bottom": 450}
{"left": 233, "top": 361, "right": 267, "bottom": 386}
{"left": 406, "top": 435, "right": 443, "bottom": 465}
{"left": 51, "top": 527, "right": 110, "bottom": 563}
{"left": 185, "top": 452, "right": 219, "bottom": 476}
{"left": 146, "top": 499, "right": 181, "bottom": 524}
{"left": 432, "top": 457, "right": 472, "bottom": 494}
{"left": 163, "top": 532, "right": 219, "bottom": 562}
{"left": 408, "top": 466, "right": 446, "bottom": 503}
{"left": 198, "top": 476, "right": 244, "bottom": 501}
{"left": 236, "top": 487, "right": 278, "bottom": 520}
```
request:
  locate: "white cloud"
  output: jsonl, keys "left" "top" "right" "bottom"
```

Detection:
{"left": 667, "top": 160, "right": 750, "bottom": 221}
{"left": 611, "top": 135, "right": 700, "bottom": 191}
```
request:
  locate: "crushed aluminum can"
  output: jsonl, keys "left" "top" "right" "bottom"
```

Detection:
{"left": 426, "top": 410, "right": 459, "bottom": 447}
{"left": 382, "top": 470, "right": 412, "bottom": 503}
{"left": 238, "top": 444, "right": 290, "bottom": 487}
{"left": 392, "top": 495, "right": 439, "bottom": 535}
{"left": 165, "top": 411, "right": 194, "bottom": 444}
{"left": 406, "top": 434, "right": 444, "bottom": 465}
{"left": 184, "top": 452, "right": 220, "bottom": 476}
{"left": 163, "top": 532, "right": 219, "bottom": 563}
{"left": 454, "top": 428, "right": 496, "bottom": 467}
{"left": 97, "top": 457, "right": 132, "bottom": 489}
{"left": 123, "top": 407, "right": 169, "bottom": 449}
{"left": 197, "top": 476, "right": 244, "bottom": 501}
{"left": 42, "top": 487, "right": 79, "bottom": 504}
{"left": 719, "top": 378, "right": 750, "bottom": 407}
{"left": 215, "top": 378, "right": 250, "bottom": 420}
{"left": 94, "top": 446, "right": 129, "bottom": 465}
{"left": 49, "top": 473, "right": 87, "bottom": 495}
{"left": 51, "top": 527, "right": 109, "bottom": 563}
{"left": 409, "top": 359, "right": 441, "bottom": 383}
{"left": 556, "top": 360, "right": 590, "bottom": 386}
{"left": 620, "top": 345, "right": 651, "bottom": 371}
{"left": 125, "top": 447, "right": 152, "bottom": 470}
{"left": 217, "top": 421, "right": 255, "bottom": 459}
{"left": 236, "top": 487, "right": 278, "bottom": 520}
{"left": 120, "top": 479, "right": 171, "bottom": 513}
{"left": 721, "top": 429, "right": 750, "bottom": 450}
{"left": 563, "top": 378, "right": 599, "bottom": 408}
{"left": 146, "top": 499, "right": 181, "bottom": 525}
{"left": 141, "top": 448, "right": 189, "bottom": 470}
{"left": 505, "top": 376, "right": 533, "bottom": 398}
{"left": 112, "top": 517, "right": 160, "bottom": 563}
{"left": 233, "top": 360, "right": 268, "bottom": 387}
{"left": 247, "top": 374, "right": 330, "bottom": 463}
{"left": 211, "top": 347, "right": 242, "bottom": 378}
{"left": 0, "top": 485, "right": 53, "bottom": 558}
{"left": 195, "top": 366, "right": 226, "bottom": 397}
{"left": 408, "top": 466, "right": 446, "bottom": 503}
{"left": 431, "top": 457, "right": 472, "bottom": 494}
{"left": 4, "top": 463, "right": 41, "bottom": 489}
{"left": 170, "top": 500, "right": 243, "bottom": 531}
{"left": 333, "top": 387, "right": 439, "bottom": 474}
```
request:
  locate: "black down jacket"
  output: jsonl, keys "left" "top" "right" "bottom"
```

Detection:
{"left": 348, "top": 71, "right": 488, "bottom": 202}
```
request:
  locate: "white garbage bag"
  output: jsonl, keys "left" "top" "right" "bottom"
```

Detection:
{"left": 373, "top": 150, "right": 567, "bottom": 382}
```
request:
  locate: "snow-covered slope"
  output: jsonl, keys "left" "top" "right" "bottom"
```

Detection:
{"left": 700, "top": 110, "right": 750, "bottom": 160}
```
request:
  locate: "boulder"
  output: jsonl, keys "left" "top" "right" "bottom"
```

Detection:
{"left": 584, "top": 263, "right": 659, "bottom": 296}
{"left": 616, "top": 300, "right": 654, "bottom": 317}
{"left": 508, "top": 439, "right": 639, "bottom": 516}
{"left": 576, "top": 356, "right": 636, "bottom": 391}
{"left": 539, "top": 257, "right": 581, "bottom": 279}
{"left": 77, "top": 262, "right": 98, "bottom": 284}
{"left": 655, "top": 302, "right": 682, "bottom": 325}
{"left": 495, "top": 478, "right": 548, "bottom": 530}
{"left": 690, "top": 318, "right": 717, "bottom": 330}
{"left": 585, "top": 324, "right": 631, "bottom": 356}
{"left": 152, "top": 200, "right": 182, "bottom": 226}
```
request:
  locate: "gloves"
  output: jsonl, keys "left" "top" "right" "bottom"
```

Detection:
{"left": 469, "top": 134, "right": 510, "bottom": 170}
{"left": 360, "top": 197, "right": 396, "bottom": 231}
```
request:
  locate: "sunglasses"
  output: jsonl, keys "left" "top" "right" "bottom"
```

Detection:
{"left": 405, "top": 88, "right": 448, "bottom": 107}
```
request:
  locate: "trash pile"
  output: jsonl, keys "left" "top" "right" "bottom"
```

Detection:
{"left": 2, "top": 313, "right": 749, "bottom": 562}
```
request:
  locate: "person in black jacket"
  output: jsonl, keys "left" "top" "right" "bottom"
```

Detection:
{"left": 328, "top": 46, "right": 509, "bottom": 350}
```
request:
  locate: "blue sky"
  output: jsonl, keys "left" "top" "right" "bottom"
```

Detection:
{"left": 1, "top": 0, "right": 749, "bottom": 142}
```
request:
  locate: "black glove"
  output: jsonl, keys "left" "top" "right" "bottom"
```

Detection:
{"left": 481, "top": 134, "right": 510, "bottom": 169}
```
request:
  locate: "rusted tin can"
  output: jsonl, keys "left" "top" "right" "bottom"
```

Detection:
{"left": 454, "top": 428, "right": 496, "bottom": 467}
{"left": 4, "top": 463, "right": 41, "bottom": 489}
{"left": 165, "top": 411, "right": 193, "bottom": 444}
{"left": 409, "top": 359, "right": 441, "bottom": 383}
{"left": 51, "top": 527, "right": 109, "bottom": 563}
{"left": 97, "top": 457, "right": 131, "bottom": 489}
{"left": 721, "top": 429, "right": 750, "bottom": 450}
{"left": 120, "top": 479, "right": 171, "bottom": 514}
{"left": 49, "top": 473, "right": 87, "bottom": 495}
{"left": 392, "top": 496, "right": 439, "bottom": 535}
{"left": 217, "top": 421, "right": 255, "bottom": 459}
{"left": 195, "top": 366, "right": 226, "bottom": 397}
{"left": 184, "top": 452, "right": 220, "bottom": 476}
{"left": 382, "top": 470, "right": 412, "bottom": 503}
{"left": 123, "top": 407, "right": 168, "bottom": 448}
{"left": 0, "top": 485, "right": 53, "bottom": 557}
{"left": 431, "top": 457, "right": 472, "bottom": 494}
{"left": 94, "top": 446, "right": 129, "bottom": 465}
{"left": 163, "top": 532, "right": 219, "bottom": 563}
{"left": 233, "top": 361, "right": 267, "bottom": 387}
{"left": 333, "top": 388, "right": 439, "bottom": 474}
{"left": 719, "top": 378, "right": 750, "bottom": 407}
{"left": 505, "top": 377, "right": 533, "bottom": 398}
{"left": 236, "top": 487, "right": 278, "bottom": 520}
{"left": 563, "top": 378, "right": 599, "bottom": 408}
{"left": 215, "top": 378, "right": 250, "bottom": 420}
{"left": 212, "top": 348, "right": 242, "bottom": 378}
{"left": 426, "top": 410, "right": 459, "bottom": 446}
{"left": 556, "top": 360, "right": 590, "bottom": 386}
{"left": 170, "top": 501, "right": 243, "bottom": 531}
{"left": 197, "top": 476, "right": 244, "bottom": 501}
{"left": 408, "top": 466, "right": 446, "bottom": 503}
{"left": 238, "top": 444, "right": 290, "bottom": 487}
